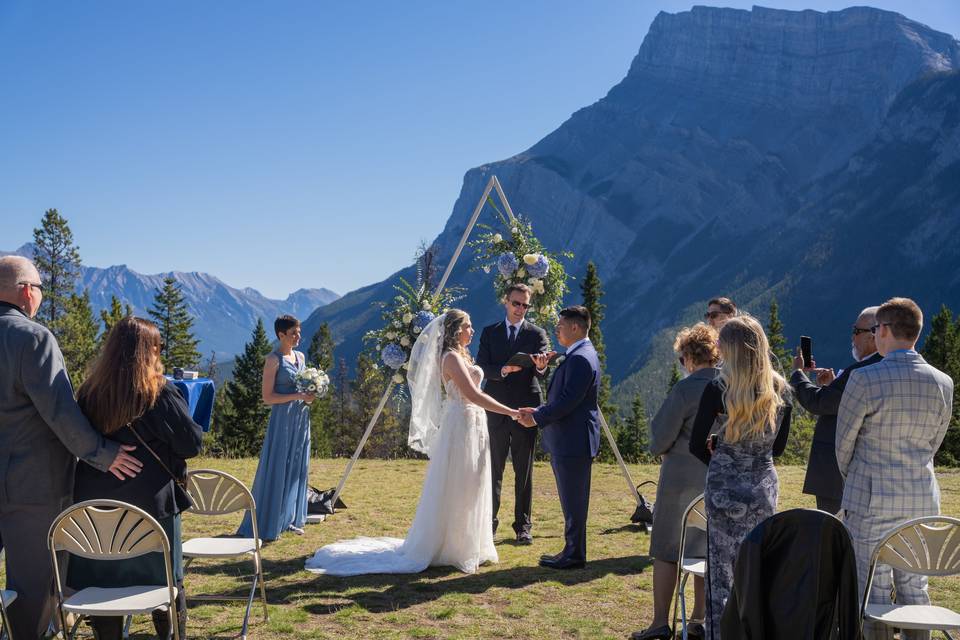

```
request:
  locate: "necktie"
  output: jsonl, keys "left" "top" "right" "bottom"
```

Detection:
{"left": 508, "top": 325, "right": 517, "bottom": 346}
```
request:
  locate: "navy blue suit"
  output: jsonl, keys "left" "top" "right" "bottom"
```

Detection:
{"left": 533, "top": 340, "right": 601, "bottom": 562}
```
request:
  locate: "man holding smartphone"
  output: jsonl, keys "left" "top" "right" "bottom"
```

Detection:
{"left": 476, "top": 284, "right": 552, "bottom": 544}
{"left": 789, "top": 306, "right": 881, "bottom": 513}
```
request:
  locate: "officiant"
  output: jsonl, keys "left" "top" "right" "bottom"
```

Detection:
{"left": 477, "top": 283, "right": 551, "bottom": 544}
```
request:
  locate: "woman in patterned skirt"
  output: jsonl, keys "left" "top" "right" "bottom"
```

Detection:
{"left": 689, "top": 315, "right": 792, "bottom": 639}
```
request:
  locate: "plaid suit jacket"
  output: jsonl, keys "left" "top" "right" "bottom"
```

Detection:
{"left": 836, "top": 350, "right": 954, "bottom": 517}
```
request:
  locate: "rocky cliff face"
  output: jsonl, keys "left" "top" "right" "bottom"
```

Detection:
{"left": 302, "top": 5, "right": 960, "bottom": 389}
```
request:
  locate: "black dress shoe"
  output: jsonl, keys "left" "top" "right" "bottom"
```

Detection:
{"left": 539, "top": 556, "right": 585, "bottom": 570}
{"left": 540, "top": 552, "right": 562, "bottom": 562}
{"left": 516, "top": 532, "right": 533, "bottom": 545}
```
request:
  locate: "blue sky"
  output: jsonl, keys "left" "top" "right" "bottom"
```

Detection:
{"left": 2, "top": 1, "right": 958, "bottom": 299}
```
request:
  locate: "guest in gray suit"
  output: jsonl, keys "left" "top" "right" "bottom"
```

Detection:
{"left": 0, "top": 256, "right": 142, "bottom": 639}
{"left": 632, "top": 323, "right": 719, "bottom": 640}
{"left": 837, "top": 297, "right": 954, "bottom": 640}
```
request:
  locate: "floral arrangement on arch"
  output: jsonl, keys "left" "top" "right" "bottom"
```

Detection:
{"left": 365, "top": 250, "right": 463, "bottom": 385}
{"left": 470, "top": 200, "right": 572, "bottom": 327}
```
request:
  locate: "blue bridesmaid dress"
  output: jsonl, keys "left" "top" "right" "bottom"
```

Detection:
{"left": 238, "top": 350, "right": 311, "bottom": 540}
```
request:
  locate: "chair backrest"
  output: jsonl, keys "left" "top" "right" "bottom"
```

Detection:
{"left": 48, "top": 499, "right": 169, "bottom": 559}
{"left": 871, "top": 516, "right": 960, "bottom": 577}
{"left": 185, "top": 469, "right": 255, "bottom": 516}
{"left": 684, "top": 494, "right": 707, "bottom": 532}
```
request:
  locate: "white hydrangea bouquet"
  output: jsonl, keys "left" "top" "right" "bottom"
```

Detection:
{"left": 470, "top": 200, "right": 572, "bottom": 327}
{"left": 295, "top": 366, "right": 330, "bottom": 397}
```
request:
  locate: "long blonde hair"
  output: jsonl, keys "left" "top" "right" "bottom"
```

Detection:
{"left": 717, "top": 315, "right": 787, "bottom": 442}
{"left": 442, "top": 309, "right": 473, "bottom": 364}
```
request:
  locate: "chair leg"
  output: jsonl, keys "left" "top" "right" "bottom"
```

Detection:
{"left": 240, "top": 573, "right": 258, "bottom": 640}
{"left": 255, "top": 552, "right": 268, "bottom": 622}
{"left": 122, "top": 614, "right": 132, "bottom": 639}
{"left": 679, "top": 573, "right": 690, "bottom": 640}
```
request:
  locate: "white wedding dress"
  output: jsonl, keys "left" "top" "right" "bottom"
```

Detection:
{"left": 304, "top": 353, "right": 498, "bottom": 575}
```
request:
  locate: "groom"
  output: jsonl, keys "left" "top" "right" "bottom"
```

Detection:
{"left": 519, "top": 305, "right": 600, "bottom": 569}
{"left": 477, "top": 283, "right": 550, "bottom": 544}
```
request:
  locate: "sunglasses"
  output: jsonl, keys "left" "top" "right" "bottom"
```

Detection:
{"left": 510, "top": 300, "right": 532, "bottom": 310}
{"left": 852, "top": 326, "right": 872, "bottom": 336}
{"left": 18, "top": 281, "right": 44, "bottom": 293}
{"left": 704, "top": 311, "right": 727, "bottom": 320}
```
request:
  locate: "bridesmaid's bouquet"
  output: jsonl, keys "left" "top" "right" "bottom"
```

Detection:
{"left": 295, "top": 366, "right": 330, "bottom": 397}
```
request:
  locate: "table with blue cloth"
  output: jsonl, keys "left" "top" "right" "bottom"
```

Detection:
{"left": 166, "top": 376, "right": 215, "bottom": 431}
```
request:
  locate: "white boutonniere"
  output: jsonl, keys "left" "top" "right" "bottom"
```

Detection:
{"left": 554, "top": 355, "right": 566, "bottom": 366}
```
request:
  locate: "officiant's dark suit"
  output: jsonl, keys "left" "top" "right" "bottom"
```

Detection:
{"left": 477, "top": 313, "right": 549, "bottom": 541}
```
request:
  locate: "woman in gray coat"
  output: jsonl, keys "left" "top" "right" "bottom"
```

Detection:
{"left": 632, "top": 323, "right": 720, "bottom": 640}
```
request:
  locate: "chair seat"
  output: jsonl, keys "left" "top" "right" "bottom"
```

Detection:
{"left": 63, "top": 586, "right": 177, "bottom": 616}
{"left": 1, "top": 589, "right": 16, "bottom": 606}
{"left": 682, "top": 558, "right": 706, "bottom": 578}
{"left": 865, "top": 604, "right": 960, "bottom": 630}
{"left": 183, "top": 537, "right": 259, "bottom": 557}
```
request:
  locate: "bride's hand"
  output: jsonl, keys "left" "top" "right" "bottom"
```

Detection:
{"left": 508, "top": 409, "right": 521, "bottom": 421}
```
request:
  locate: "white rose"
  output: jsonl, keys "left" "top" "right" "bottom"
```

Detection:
{"left": 400, "top": 336, "right": 411, "bottom": 347}
{"left": 528, "top": 277, "right": 538, "bottom": 285}
{"left": 492, "top": 233, "right": 503, "bottom": 243}
{"left": 402, "top": 313, "right": 413, "bottom": 324}
{"left": 393, "top": 320, "right": 402, "bottom": 328}
{"left": 392, "top": 373, "right": 404, "bottom": 384}
{"left": 386, "top": 331, "right": 396, "bottom": 340}
{"left": 511, "top": 227, "right": 519, "bottom": 235}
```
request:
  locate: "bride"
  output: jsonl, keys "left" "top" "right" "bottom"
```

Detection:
{"left": 304, "top": 309, "right": 521, "bottom": 575}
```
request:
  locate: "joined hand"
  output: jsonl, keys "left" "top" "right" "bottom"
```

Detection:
{"left": 517, "top": 407, "right": 537, "bottom": 428}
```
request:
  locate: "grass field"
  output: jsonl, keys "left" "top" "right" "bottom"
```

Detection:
{"left": 7, "top": 459, "right": 960, "bottom": 639}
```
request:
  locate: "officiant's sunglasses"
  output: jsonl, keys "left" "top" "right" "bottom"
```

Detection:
{"left": 511, "top": 300, "right": 533, "bottom": 310}
{"left": 18, "top": 281, "right": 44, "bottom": 293}
{"left": 852, "top": 325, "right": 872, "bottom": 336}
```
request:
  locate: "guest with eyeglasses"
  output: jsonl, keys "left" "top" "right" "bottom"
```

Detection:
{"left": 476, "top": 283, "right": 552, "bottom": 544}
{"left": 632, "top": 323, "right": 720, "bottom": 640}
{"left": 0, "top": 256, "right": 143, "bottom": 639}
{"left": 789, "top": 306, "right": 882, "bottom": 514}
{"left": 837, "top": 298, "right": 954, "bottom": 640}
{"left": 703, "top": 297, "right": 737, "bottom": 329}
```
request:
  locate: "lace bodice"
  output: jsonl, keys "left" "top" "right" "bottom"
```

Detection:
{"left": 442, "top": 353, "right": 483, "bottom": 405}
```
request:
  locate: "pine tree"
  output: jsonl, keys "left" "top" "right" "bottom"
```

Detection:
{"left": 330, "top": 357, "right": 354, "bottom": 456}
{"left": 581, "top": 262, "right": 616, "bottom": 422}
{"left": 767, "top": 297, "right": 790, "bottom": 373}
{"left": 667, "top": 362, "right": 682, "bottom": 392}
{"left": 352, "top": 353, "right": 403, "bottom": 458}
{"left": 32, "top": 208, "right": 82, "bottom": 334}
{"left": 922, "top": 305, "right": 960, "bottom": 465}
{"left": 98, "top": 295, "right": 132, "bottom": 346}
{"left": 59, "top": 290, "right": 100, "bottom": 387}
{"left": 615, "top": 392, "right": 652, "bottom": 464}
{"left": 149, "top": 276, "right": 201, "bottom": 372}
{"left": 214, "top": 319, "right": 272, "bottom": 456}
{"left": 203, "top": 351, "right": 220, "bottom": 381}
{"left": 307, "top": 323, "right": 336, "bottom": 457}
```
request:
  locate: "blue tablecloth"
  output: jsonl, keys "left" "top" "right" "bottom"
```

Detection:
{"left": 166, "top": 377, "right": 215, "bottom": 432}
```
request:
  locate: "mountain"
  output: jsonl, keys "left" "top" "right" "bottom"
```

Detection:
{"left": 1, "top": 243, "right": 340, "bottom": 358}
{"left": 302, "top": 4, "right": 960, "bottom": 408}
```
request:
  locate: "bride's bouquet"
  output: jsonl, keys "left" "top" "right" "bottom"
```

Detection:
{"left": 470, "top": 201, "right": 572, "bottom": 327}
{"left": 295, "top": 366, "right": 330, "bottom": 397}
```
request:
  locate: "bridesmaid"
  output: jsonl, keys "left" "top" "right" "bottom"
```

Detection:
{"left": 238, "top": 315, "right": 315, "bottom": 541}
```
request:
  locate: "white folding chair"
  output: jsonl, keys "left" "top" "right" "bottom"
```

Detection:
{"left": 1, "top": 549, "right": 17, "bottom": 640}
{"left": 861, "top": 515, "right": 960, "bottom": 639}
{"left": 671, "top": 493, "right": 707, "bottom": 640}
{"left": 183, "top": 469, "right": 267, "bottom": 640}
{"left": 47, "top": 499, "right": 179, "bottom": 640}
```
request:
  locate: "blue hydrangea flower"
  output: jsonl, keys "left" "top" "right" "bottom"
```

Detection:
{"left": 413, "top": 310, "right": 435, "bottom": 331}
{"left": 497, "top": 252, "right": 519, "bottom": 277}
{"left": 381, "top": 343, "right": 407, "bottom": 369}
{"left": 526, "top": 254, "right": 550, "bottom": 278}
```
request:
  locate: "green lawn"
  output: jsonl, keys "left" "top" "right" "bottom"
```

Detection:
{"left": 8, "top": 460, "right": 960, "bottom": 639}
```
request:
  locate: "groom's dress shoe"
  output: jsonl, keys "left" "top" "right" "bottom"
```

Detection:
{"left": 539, "top": 556, "right": 585, "bottom": 570}
{"left": 516, "top": 532, "right": 533, "bottom": 545}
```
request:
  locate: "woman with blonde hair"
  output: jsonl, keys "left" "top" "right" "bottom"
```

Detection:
{"left": 689, "top": 315, "right": 792, "bottom": 639}
{"left": 306, "top": 309, "right": 521, "bottom": 575}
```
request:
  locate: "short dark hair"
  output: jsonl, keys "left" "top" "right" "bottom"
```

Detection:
{"left": 708, "top": 297, "right": 737, "bottom": 315}
{"left": 274, "top": 315, "right": 300, "bottom": 337}
{"left": 504, "top": 283, "right": 533, "bottom": 299}
{"left": 559, "top": 305, "right": 591, "bottom": 332}
{"left": 876, "top": 297, "right": 923, "bottom": 341}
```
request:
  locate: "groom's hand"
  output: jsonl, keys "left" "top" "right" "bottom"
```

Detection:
{"left": 517, "top": 407, "right": 537, "bottom": 428}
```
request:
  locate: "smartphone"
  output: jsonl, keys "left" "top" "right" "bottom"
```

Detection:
{"left": 800, "top": 336, "right": 813, "bottom": 368}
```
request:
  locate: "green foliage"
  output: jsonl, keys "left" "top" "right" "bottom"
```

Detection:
{"left": 32, "top": 208, "right": 82, "bottom": 334}
{"left": 149, "top": 276, "right": 201, "bottom": 372}
{"left": 614, "top": 393, "right": 654, "bottom": 464}
{"left": 307, "top": 323, "right": 336, "bottom": 457}
{"left": 329, "top": 357, "right": 356, "bottom": 457}
{"left": 778, "top": 407, "right": 816, "bottom": 465}
{"left": 352, "top": 353, "right": 405, "bottom": 458}
{"left": 470, "top": 200, "right": 572, "bottom": 328}
{"left": 922, "top": 304, "right": 960, "bottom": 466}
{"left": 59, "top": 290, "right": 99, "bottom": 387}
{"left": 213, "top": 319, "right": 273, "bottom": 457}
{"left": 667, "top": 362, "right": 681, "bottom": 392}
{"left": 580, "top": 261, "right": 617, "bottom": 451}
{"left": 767, "top": 297, "right": 790, "bottom": 373}
{"left": 98, "top": 295, "right": 132, "bottom": 346}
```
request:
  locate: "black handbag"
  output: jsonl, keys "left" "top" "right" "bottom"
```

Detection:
{"left": 630, "top": 480, "right": 656, "bottom": 526}
{"left": 307, "top": 485, "right": 347, "bottom": 515}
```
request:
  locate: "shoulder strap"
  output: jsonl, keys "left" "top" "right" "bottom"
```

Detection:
{"left": 127, "top": 422, "right": 186, "bottom": 490}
